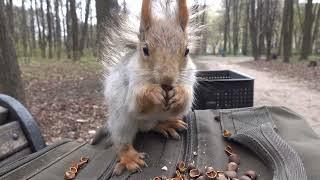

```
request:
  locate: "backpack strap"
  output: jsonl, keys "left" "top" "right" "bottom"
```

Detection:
{"left": 220, "top": 107, "right": 307, "bottom": 180}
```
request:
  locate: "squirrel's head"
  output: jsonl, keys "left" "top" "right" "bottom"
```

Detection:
{"left": 138, "top": 0, "right": 191, "bottom": 88}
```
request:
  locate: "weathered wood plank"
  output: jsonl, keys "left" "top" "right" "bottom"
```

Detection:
{"left": 0, "top": 147, "right": 31, "bottom": 168}
{"left": 0, "top": 121, "right": 28, "bottom": 161}
{"left": 0, "top": 106, "right": 8, "bottom": 125}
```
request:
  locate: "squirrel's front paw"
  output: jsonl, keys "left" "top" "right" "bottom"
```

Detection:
{"left": 113, "top": 144, "right": 147, "bottom": 176}
{"left": 136, "top": 84, "right": 167, "bottom": 113}
{"left": 167, "top": 85, "right": 189, "bottom": 113}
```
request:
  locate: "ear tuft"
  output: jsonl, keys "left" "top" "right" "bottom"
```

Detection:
{"left": 140, "top": 0, "right": 152, "bottom": 32}
{"left": 177, "top": 0, "right": 189, "bottom": 31}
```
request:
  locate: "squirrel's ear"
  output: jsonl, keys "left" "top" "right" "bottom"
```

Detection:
{"left": 140, "top": 0, "right": 152, "bottom": 32}
{"left": 177, "top": 0, "right": 189, "bottom": 31}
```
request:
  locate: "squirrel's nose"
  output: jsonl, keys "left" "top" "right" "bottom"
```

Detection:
{"left": 161, "top": 84, "right": 173, "bottom": 91}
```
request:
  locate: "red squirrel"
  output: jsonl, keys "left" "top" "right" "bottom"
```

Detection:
{"left": 101, "top": 0, "right": 196, "bottom": 175}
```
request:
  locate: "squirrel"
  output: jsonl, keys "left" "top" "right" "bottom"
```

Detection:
{"left": 95, "top": 0, "right": 197, "bottom": 175}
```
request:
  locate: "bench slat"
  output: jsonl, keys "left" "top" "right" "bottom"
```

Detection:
{"left": 0, "top": 147, "right": 32, "bottom": 168}
{"left": 0, "top": 106, "right": 8, "bottom": 125}
{"left": 0, "top": 121, "right": 28, "bottom": 161}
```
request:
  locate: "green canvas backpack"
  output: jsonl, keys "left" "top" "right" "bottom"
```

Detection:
{"left": 0, "top": 106, "right": 319, "bottom": 180}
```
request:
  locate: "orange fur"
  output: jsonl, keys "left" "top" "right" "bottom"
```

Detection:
{"left": 153, "top": 118, "right": 188, "bottom": 139}
{"left": 113, "top": 144, "right": 146, "bottom": 175}
{"left": 136, "top": 84, "right": 165, "bottom": 114}
{"left": 141, "top": 0, "right": 152, "bottom": 31}
{"left": 169, "top": 85, "right": 189, "bottom": 113}
{"left": 177, "top": 0, "right": 189, "bottom": 31}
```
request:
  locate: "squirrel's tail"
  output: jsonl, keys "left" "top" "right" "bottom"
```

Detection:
{"left": 99, "top": 13, "right": 139, "bottom": 76}
{"left": 100, "top": 0, "right": 206, "bottom": 75}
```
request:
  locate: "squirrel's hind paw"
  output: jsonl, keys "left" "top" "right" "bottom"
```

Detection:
{"left": 113, "top": 145, "right": 147, "bottom": 176}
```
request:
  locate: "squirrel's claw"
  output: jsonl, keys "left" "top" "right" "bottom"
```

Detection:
{"left": 166, "top": 86, "right": 188, "bottom": 113}
{"left": 113, "top": 145, "right": 147, "bottom": 176}
{"left": 152, "top": 119, "right": 187, "bottom": 139}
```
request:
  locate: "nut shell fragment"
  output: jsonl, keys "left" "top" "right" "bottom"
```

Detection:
{"left": 64, "top": 171, "right": 76, "bottom": 180}
{"left": 176, "top": 161, "right": 187, "bottom": 173}
{"left": 223, "top": 130, "right": 232, "bottom": 137}
{"left": 189, "top": 168, "right": 201, "bottom": 178}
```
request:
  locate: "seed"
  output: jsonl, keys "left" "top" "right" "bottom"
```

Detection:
{"left": 229, "top": 154, "right": 240, "bottom": 164}
{"left": 224, "top": 171, "right": 237, "bottom": 178}
{"left": 176, "top": 161, "right": 187, "bottom": 173}
{"left": 239, "top": 175, "right": 251, "bottom": 180}
{"left": 64, "top": 171, "right": 76, "bottom": 180}
{"left": 244, "top": 170, "right": 257, "bottom": 180}
{"left": 226, "top": 162, "right": 238, "bottom": 171}
{"left": 187, "top": 163, "right": 196, "bottom": 172}
{"left": 189, "top": 169, "right": 201, "bottom": 178}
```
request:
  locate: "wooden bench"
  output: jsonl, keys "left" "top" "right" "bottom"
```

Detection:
{"left": 0, "top": 94, "right": 46, "bottom": 168}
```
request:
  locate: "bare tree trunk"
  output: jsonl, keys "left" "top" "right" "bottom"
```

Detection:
{"left": 223, "top": 0, "right": 231, "bottom": 55}
{"left": 21, "top": 0, "right": 28, "bottom": 58}
{"left": 65, "top": 1, "right": 71, "bottom": 59}
{"left": 257, "top": 0, "right": 265, "bottom": 56}
{"left": 312, "top": 5, "right": 320, "bottom": 52}
{"left": 296, "top": 2, "right": 304, "bottom": 31}
{"left": 249, "top": 0, "right": 259, "bottom": 60}
{"left": 232, "top": 0, "right": 241, "bottom": 55}
{"left": 0, "top": 0, "right": 25, "bottom": 102}
{"left": 70, "top": 0, "right": 79, "bottom": 61}
{"left": 79, "top": 0, "right": 91, "bottom": 56}
{"left": 6, "top": 0, "right": 15, "bottom": 41}
{"left": 35, "top": 0, "right": 43, "bottom": 55}
{"left": 46, "top": 0, "right": 53, "bottom": 58}
{"left": 300, "top": 0, "right": 314, "bottom": 60}
{"left": 265, "top": 0, "right": 277, "bottom": 60}
{"left": 242, "top": 0, "right": 249, "bottom": 56}
{"left": 89, "top": 10, "right": 95, "bottom": 53}
{"left": 282, "top": 0, "right": 294, "bottom": 63}
{"left": 40, "top": 0, "right": 46, "bottom": 58}
{"left": 30, "top": 0, "right": 36, "bottom": 54}
{"left": 54, "top": 0, "right": 61, "bottom": 59}
{"left": 201, "top": 1, "right": 207, "bottom": 55}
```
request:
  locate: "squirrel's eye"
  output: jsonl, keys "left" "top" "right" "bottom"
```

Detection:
{"left": 184, "top": 48, "right": 190, "bottom": 56}
{"left": 143, "top": 44, "right": 149, "bottom": 56}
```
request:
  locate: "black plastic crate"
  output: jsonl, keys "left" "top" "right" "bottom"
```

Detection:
{"left": 193, "top": 70, "right": 254, "bottom": 110}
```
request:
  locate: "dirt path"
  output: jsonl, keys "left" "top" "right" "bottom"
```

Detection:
{"left": 195, "top": 56, "right": 320, "bottom": 135}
